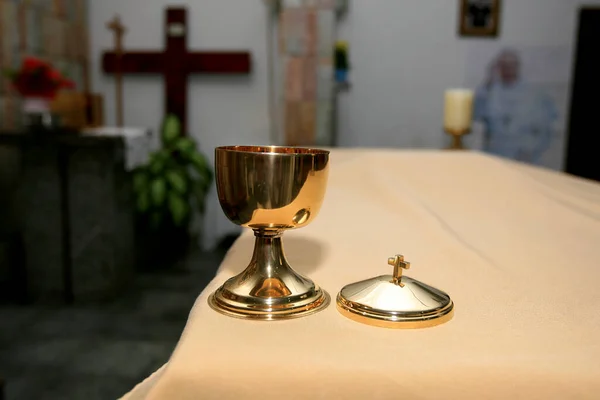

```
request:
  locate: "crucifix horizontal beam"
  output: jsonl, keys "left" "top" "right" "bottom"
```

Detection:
{"left": 102, "top": 7, "right": 252, "bottom": 134}
{"left": 102, "top": 52, "right": 251, "bottom": 74}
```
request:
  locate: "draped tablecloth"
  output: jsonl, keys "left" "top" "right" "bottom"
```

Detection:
{"left": 122, "top": 149, "right": 600, "bottom": 400}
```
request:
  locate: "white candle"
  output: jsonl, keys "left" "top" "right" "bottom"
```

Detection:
{"left": 444, "top": 89, "right": 474, "bottom": 133}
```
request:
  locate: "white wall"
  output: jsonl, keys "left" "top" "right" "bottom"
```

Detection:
{"left": 90, "top": 0, "right": 599, "bottom": 249}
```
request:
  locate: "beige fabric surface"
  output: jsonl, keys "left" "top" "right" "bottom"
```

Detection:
{"left": 123, "top": 150, "right": 600, "bottom": 400}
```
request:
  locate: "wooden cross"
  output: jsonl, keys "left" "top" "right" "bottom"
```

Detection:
{"left": 106, "top": 15, "right": 126, "bottom": 127}
{"left": 102, "top": 7, "right": 252, "bottom": 134}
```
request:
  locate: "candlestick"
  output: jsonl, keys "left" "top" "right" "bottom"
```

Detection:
{"left": 445, "top": 127, "right": 471, "bottom": 150}
{"left": 444, "top": 89, "right": 474, "bottom": 150}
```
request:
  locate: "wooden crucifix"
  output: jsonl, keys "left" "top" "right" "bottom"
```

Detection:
{"left": 102, "top": 7, "right": 252, "bottom": 133}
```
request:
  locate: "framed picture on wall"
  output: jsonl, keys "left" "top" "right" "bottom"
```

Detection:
{"left": 459, "top": 0, "right": 501, "bottom": 37}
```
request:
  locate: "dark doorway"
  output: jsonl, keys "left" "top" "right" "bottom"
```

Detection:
{"left": 565, "top": 8, "right": 600, "bottom": 182}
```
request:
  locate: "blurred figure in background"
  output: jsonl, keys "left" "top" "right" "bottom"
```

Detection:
{"left": 474, "top": 48, "right": 558, "bottom": 164}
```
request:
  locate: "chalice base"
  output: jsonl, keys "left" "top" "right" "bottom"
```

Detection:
{"left": 208, "top": 232, "right": 330, "bottom": 320}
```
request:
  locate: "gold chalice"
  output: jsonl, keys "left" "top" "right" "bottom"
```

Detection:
{"left": 208, "top": 145, "right": 330, "bottom": 320}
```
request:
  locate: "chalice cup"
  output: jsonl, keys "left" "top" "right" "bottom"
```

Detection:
{"left": 208, "top": 145, "right": 331, "bottom": 320}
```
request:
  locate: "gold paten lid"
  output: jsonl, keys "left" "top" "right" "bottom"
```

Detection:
{"left": 336, "top": 255, "right": 454, "bottom": 329}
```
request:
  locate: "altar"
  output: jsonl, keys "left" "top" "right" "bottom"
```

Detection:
{"left": 121, "top": 149, "right": 600, "bottom": 399}
{"left": 0, "top": 126, "right": 152, "bottom": 302}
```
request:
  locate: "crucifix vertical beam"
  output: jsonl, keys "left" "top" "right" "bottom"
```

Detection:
{"left": 165, "top": 8, "right": 188, "bottom": 133}
{"left": 106, "top": 15, "right": 126, "bottom": 128}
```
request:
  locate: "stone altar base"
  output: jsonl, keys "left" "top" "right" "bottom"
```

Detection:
{"left": 1, "top": 132, "right": 136, "bottom": 303}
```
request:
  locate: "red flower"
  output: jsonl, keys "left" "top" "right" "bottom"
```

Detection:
{"left": 48, "top": 69, "right": 61, "bottom": 80}
{"left": 3, "top": 56, "right": 76, "bottom": 99}
{"left": 61, "top": 79, "right": 75, "bottom": 89}
{"left": 22, "top": 57, "right": 50, "bottom": 72}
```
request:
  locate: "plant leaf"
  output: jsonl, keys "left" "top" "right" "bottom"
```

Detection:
{"left": 132, "top": 170, "right": 149, "bottom": 193}
{"left": 189, "top": 152, "right": 212, "bottom": 188}
{"left": 189, "top": 151, "right": 208, "bottom": 169}
{"left": 153, "top": 149, "right": 169, "bottom": 161}
{"left": 149, "top": 155, "right": 165, "bottom": 175}
{"left": 136, "top": 189, "right": 150, "bottom": 214}
{"left": 162, "top": 114, "right": 181, "bottom": 145}
{"left": 168, "top": 192, "right": 189, "bottom": 226}
{"left": 203, "top": 166, "right": 214, "bottom": 187}
{"left": 150, "top": 211, "right": 163, "bottom": 230}
{"left": 192, "top": 181, "right": 207, "bottom": 213}
{"left": 166, "top": 169, "right": 188, "bottom": 194}
{"left": 174, "top": 137, "right": 196, "bottom": 156}
{"left": 150, "top": 178, "right": 167, "bottom": 207}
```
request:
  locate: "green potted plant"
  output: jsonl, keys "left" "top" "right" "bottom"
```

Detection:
{"left": 132, "top": 114, "right": 212, "bottom": 270}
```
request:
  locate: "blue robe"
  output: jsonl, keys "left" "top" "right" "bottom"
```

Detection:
{"left": 474, "top": 81, "right": 558, "bottom": 164}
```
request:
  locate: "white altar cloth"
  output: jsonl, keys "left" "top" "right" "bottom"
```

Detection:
{"left": 82, "top": 127, "right": 152, "bottom": 171}
{"left": 121, "top": 149, "right": 600, "bottom": 400}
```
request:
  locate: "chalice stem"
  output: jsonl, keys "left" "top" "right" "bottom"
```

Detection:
{"left": 244, "top": 229, "right": 309, "bottom": 298}
{"left": 251, "top": 230, "right": 288, "bottom": 278}
{"left": 208, "top": 229, "right": 329, "bottom": 319}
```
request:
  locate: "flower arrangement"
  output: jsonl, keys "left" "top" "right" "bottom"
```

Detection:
{"left": 334, "top": 41, "right": 350, "bottom": 71}
{"left": 2, "top": 56, "right": 74, "bottom": 99}
{"left": 334, "top": 41, "right": 350, "bottom": 83}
